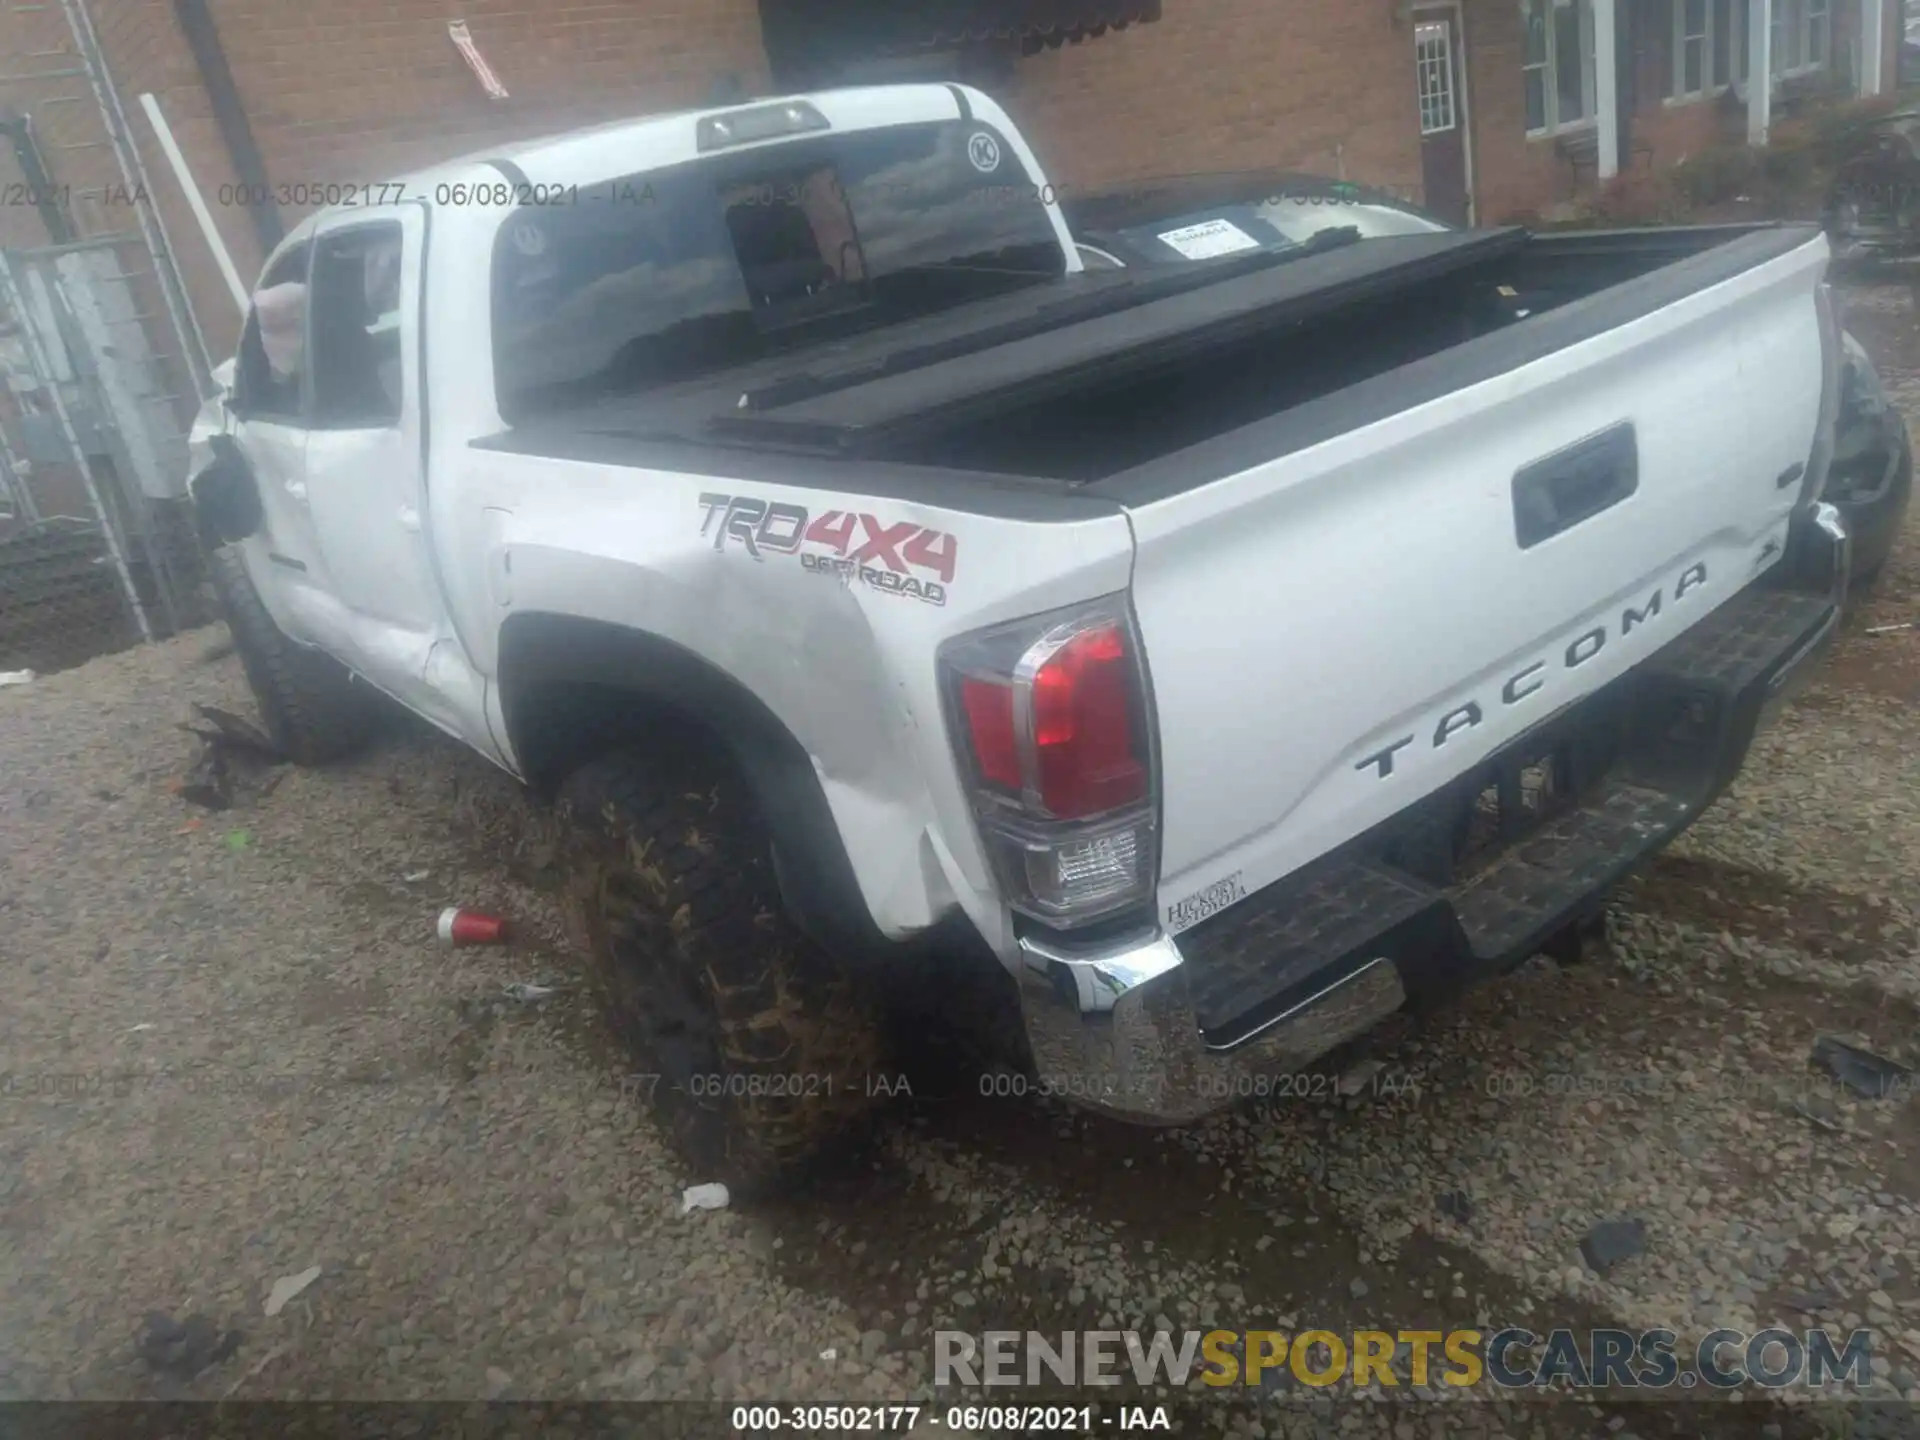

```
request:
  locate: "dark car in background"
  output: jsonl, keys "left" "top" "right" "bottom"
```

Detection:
{"left": 1824, "top": 104, "right": 1920, "bottom": 283}
{"left": 1070, "top": 169, "right": 1911, "bottom": 589}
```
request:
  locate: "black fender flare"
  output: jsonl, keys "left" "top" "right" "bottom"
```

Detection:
{"left": 189, "top": 433, "right": 263, "bottom": 545}
{"left": 495, "top": 611, "right": 891, "bottom": 960}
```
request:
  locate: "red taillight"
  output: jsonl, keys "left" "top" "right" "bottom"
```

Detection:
{"left": 942, "top": 597, "right": 1158, "bottom": 928}
{"left": 961, "top": 676, "right": 1021, "bottom": 791}
{"left": 1031, "top": 623, "right": 1146, "bottom": 819}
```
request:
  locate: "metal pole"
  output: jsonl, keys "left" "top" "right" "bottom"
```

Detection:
{"left": 137, "top": 92, "right": 247, "bottom": 317}
{"left": 59, "top": 0, "right": 216, "bottom": 399}
{"left": 0, "top": 252, "right": 152, "bottom": 643}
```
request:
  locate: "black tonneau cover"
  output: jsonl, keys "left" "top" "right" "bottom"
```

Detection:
{"left": 706, "top": 228, "right": 1523, "bottom": 456}
{"left": 490, "top": 226, "right": 1523, "bottom": 461}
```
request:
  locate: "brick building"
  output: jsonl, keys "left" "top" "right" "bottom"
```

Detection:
{"left": 0, "top": 0, "right": 1903, "bottom": 363}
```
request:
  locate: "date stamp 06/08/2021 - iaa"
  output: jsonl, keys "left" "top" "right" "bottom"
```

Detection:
{"left": 726, "top": 1403, "right": 1174, "bottom": 1434}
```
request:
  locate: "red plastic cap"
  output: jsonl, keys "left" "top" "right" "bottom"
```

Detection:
{"left": 1031, "top": 623, "right": 1146, "bottom": 819}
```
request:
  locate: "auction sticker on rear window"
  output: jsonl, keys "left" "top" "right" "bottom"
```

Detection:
{"left": 1156, "top": 217, "right": 1262, "bottom": 260}
{"left": 1166, "top": 871, "right": 1247, "bottom": 933}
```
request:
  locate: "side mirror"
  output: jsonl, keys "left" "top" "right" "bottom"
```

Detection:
{"left": 190, "top": 433, "right": 263, "bottom": 544}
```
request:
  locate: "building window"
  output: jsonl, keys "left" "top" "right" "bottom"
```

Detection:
{"left": 1523, "top": 0, "right": 1597, "bottom": 135}
{"left": 1678, "top": 0, "right": 1708, "bottom": 92}
{"left": 1673, "top": 0, "right": 1747, "bottom": 98}
{"left": 1804, "top": 0, "right": 1829, "bottom": 66}
{"left": 1770, "top": 0, "right": 1832, "bottom": 74}
{"left": 1416, "top": 21, "right": 1459, "bottom": 133}
{"left": 1670, "top": 0, "right": 1826, "bottom": 102}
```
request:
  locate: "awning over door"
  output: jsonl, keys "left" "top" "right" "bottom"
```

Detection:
{"left": 760, "top": 0, "right": 1162, "bottom": 85}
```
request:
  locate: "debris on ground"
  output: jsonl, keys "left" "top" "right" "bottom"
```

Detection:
{"left": 403, "top": 870, "right": 431, "bottom": 884}
{"left": 174, "top": 704, "right": 286, "bottom": 812}
{"left": 223, "top": 829, "right": 253, "bottom": 852}
{"left": 1437, "top": 1190, "right": 1474, "bottom": 1224}
{"left": 0, "top": 669, "right": 34, "bottom": 687}
{"left": 188, "top": 705, "right": 281, "bottom": 761}
{"left": 177, "top": 740, "right": 231, "bottom": 812}
{"left": 136, "top": 1311, "right": 243, "bottom": 1377}
{"left": 219, "top": 1340, "right": 285, "bottom": 1400}
{"left": 681, "top": 1183, "right": 730, "bottom": 1215}
{"left": 263, "top": 1265, "right": 321, "bottom": 1317}
{"left": 502, "top": 981, "right": 554, "bottom": 1002}
{"left": 1810, "top": 1036, "right": 1914, "bottom": 1100}
{"left": 1863, "top": 621, "right": 1917, "bottom": 635}
{"left": 438, "top": 906, "right": 508, "bottom": 946}
{"left": 1579, "top": 1218, "right": 1647, "bottom": 1276}
{"left": 1792, "top": 1093, "right": 1849, "bottom": 1133}
{"left": 1782, "top": 1281, "right": 1841, "bottom": 1314}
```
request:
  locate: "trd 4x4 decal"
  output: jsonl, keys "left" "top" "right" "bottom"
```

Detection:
{"left": 697, "top": 493, "right": 956, "bottom": 607}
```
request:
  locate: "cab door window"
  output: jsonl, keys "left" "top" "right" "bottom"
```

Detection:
{"left": 309, "top": 222, "right": 405, "bottom": 428}
{"left": 234, "top": 242, "right": 311, "bottom": 419}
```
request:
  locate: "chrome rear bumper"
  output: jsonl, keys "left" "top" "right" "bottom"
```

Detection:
{"left": 1016, "top": 930, "right": 1404, "bottom": 1123}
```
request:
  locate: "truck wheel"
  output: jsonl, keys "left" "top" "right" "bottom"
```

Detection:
{"left": 207, "top": 546, "right": 380, "bottom": 765}
{"left": 556, "top": 749, "right": 889, "bottom": 1195}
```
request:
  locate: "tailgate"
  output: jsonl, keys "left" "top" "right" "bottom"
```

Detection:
{"left": 1118, "top": 228, "right": 1832, "bottom": 930}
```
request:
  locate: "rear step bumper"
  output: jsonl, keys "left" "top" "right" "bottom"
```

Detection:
{"left": 1013, "top": 502, "right": 1849, "bottom": 1124}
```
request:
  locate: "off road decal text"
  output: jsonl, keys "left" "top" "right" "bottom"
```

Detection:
{"left": 697, "top": 493, "right": 955, "bottom": 607}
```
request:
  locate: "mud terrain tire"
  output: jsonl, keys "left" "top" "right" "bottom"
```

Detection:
{"left": 557, "top": 747, "right": 889, "bottom": 1194}
{"left": 208, "top": 545, "right": 381, "bottom": 765}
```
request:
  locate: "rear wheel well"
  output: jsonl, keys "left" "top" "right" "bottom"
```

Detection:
{"left": 497, "top": 613, "right": 888, "bottom": 959}
{"left": 506, "top": 677, "right": 700, "bottom": 800}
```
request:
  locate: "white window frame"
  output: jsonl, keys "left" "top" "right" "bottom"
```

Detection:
{"left": 1415, "top": 19, "right": 1460, "bottom": 134}
{"left": 1768, "top": 0, "right": 1832, "bottom": 77}
{"left": 1669, "top": 0, "right": 1748, "bottom": 102}
{"left": 1523, "top": 0, "right": 1599, "bottom": 138}
{"left": 1673, "top": 0, "right": 1711, "bottom": 97}
{"left": 1802, "top": 0, "right": 1830, "bottom": 70}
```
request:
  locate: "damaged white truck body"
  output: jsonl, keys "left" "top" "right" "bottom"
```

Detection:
{"left": 189, "top": 83, "right": 1851, "bottom": 1188}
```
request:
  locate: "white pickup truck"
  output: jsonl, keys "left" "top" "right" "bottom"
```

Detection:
{"left": 189, "top": 83, "right": 1852, "bottom": 1191}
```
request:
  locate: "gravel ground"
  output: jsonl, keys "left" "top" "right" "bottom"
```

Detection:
{"left": 4, "top": 290, "right": 1920, "bottom": 1438}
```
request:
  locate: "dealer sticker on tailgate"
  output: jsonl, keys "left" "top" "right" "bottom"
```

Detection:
{"left": 1156, "top": 218, "right": 1262, "bottom": 260}
{"left": 1166, "top": 871, "right": 1247, "bottom": 933}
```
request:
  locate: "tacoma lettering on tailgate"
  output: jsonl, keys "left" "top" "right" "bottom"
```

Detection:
{"left": 697, "top": 493, "right": 955, "bottom": 607}
{"left": 1354, "top": 560, "right": 1711, "bottom": 781}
